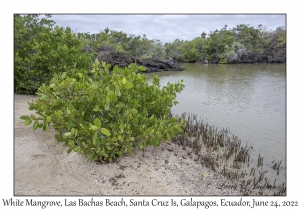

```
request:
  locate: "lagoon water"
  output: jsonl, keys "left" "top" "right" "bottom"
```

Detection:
{"left": 146, "top": 63, "right": 286, "bottom": 184}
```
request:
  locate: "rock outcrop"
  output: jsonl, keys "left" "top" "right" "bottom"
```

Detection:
{"left": 228, "top": 45, "right": 286, "bottom": 64}
{"left": 95, "top": 47, "right": 184, "bottom": 72}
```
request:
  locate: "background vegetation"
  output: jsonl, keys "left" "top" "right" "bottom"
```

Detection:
{"left": 14, "top": 14, "right": 286, "bottom": 95}
{"left": 78, "top": 23, "right": 286, "bottom": 63}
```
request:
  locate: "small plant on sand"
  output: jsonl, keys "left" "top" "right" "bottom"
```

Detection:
{"left": 21, "top": 60, "right": 186, "bottom": 162}
{"left": 201, "top": 173, "right": 205, "bottom": 179}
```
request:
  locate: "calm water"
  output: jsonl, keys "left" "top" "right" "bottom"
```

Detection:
{"left": 146, "top": 63, "right": 286, "bottom": 183}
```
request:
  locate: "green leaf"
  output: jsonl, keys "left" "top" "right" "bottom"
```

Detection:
{"left": 64, "top": 132, "right": 72, "bottom": 138}
{"left": 90, "top": 125, "right": 98, "bottom": 131}
{"left": 71, "top": 128, "right": 75, "bottom": 135}
{"left": 137, "top": 65, "right": 146, "bottom": 71}
{"left": 93, "top": 106, "right": 100, "bottom": 112}
{"left": 33, "top": 121, "right": 39, "bottom": 130}
{"left": 117, "top": 89, "right": 121, "bottom": 96}
{"left": 122, "top": 77, "right": 126, "bottom": 84}
{"left": 104, "top": 103, "right": 110, "bottom": 111}
{"left": 178, "top": 127, "right": 183, "bottom": 133}
{"left": 61, "top": 72, "right": 67, "bottom": 79}
{"left": 84, "top": 148, "right": 92, "bottom": 155}
{"left": 133, "top": 118, "right": 138, "bottom": 126}
{"left": 30, "top": 114, "right": 37, "bottom": 120}
{"left": 67, "top": 118, "right": 73, "bottom": 130}
{"left": 100, "top": 128, "right": 111, "bottom": 136}
{"left": 40, "top": 95, "right": 48, "bottom": 100}
{"left": 24, "top": 118, "right": 32, "bottom": 126}
{"left": 88, "top": 153, "right": 97, "bottom": 162}
{"left": 93, "top": 118, "right": 101, "bottom": 128}
{"left": 20, "top": 115, "right": 30, "bottom": 121}
{"left": 108, "top": 92, "right": 115, "bottom": 101}
{"left": 124, "top": 82, "right": 133, "bottom": 89}
{"left": 105, "top": 144, "right": 112, "bottom": 150}
{"left": 95, "top": 59, "right": 100, "bottom": 66}
{"left": 105, "top": 95, "right": 111, "bottom": 103}
{"left": 74, "top": 147, "right": 80, "bottom": 152}
{"left": 46, "top": 116, "right": 52, "bottom": 122}
{"left": 69, "top": 103, "right": 75, "bottom": 112}
{"left": 92, "top": 131, "right": 99, "bottom": 145}
{"left": 97, "top": 151, "right": 108, "bottom": 158}
{"left": 67, "top": 148, "right": 73, "bottom": 154}
{"left": 74, "top": 129, "right": 78, "bottom": 137}
{"left": 57, "top": 110, "right": 62, "bottom": 117}
{"left": 166, "top": 132, "right": 171, "bottom": 140}
{"left": 113, "top": 65, "right": 119, "bottom": 72}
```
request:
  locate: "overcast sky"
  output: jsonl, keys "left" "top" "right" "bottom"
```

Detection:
{"left": 50, "top": 14, "right": 286, "bottom": 43}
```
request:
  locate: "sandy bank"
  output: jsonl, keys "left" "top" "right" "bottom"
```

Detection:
{"left": 15, "top": 94, "right": 261, "bottom": 196}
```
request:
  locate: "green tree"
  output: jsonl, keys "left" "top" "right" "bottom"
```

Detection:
{"left": 180, "top": 41, "right": 201, "bottom": 62}
{"left": 205, "top": 27, "right": 234, "bottom": 62}
{"left": 232, "top": 24, "right": 267, "bottom": 52}
{"left": 21, "top": 61, "right": 186, "bottom": 162}
{"left": 164, "top": 39, "right": 185, "bottom": 61}
{"left": 14, "top": 14, "right": 95, "bottom": 94}
{"left": 222, "top": 42, "right": 248, "bottom": 63}
{"left": 262, "top": 26, "right": 286, "bottom": 49}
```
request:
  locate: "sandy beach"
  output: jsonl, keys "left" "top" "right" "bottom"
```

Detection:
{"left": 14, "top": 94, "right": 268, "bottom": 196}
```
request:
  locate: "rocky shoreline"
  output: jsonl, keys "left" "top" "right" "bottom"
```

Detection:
{"left": 91, "top": 45, "right": 285, "bottom": 68}
{"left": 94, "top": 47, "right": 184, "bottom": 73}
{"left": 228, "top": 46, "right": 286, "bottom": 64}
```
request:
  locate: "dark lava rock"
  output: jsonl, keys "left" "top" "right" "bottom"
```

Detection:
{"left": 228, "top": 45, "right": 286, "bottom": 64}
{"left": 95, "top": 47, "right": 184, "bottom": 73}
